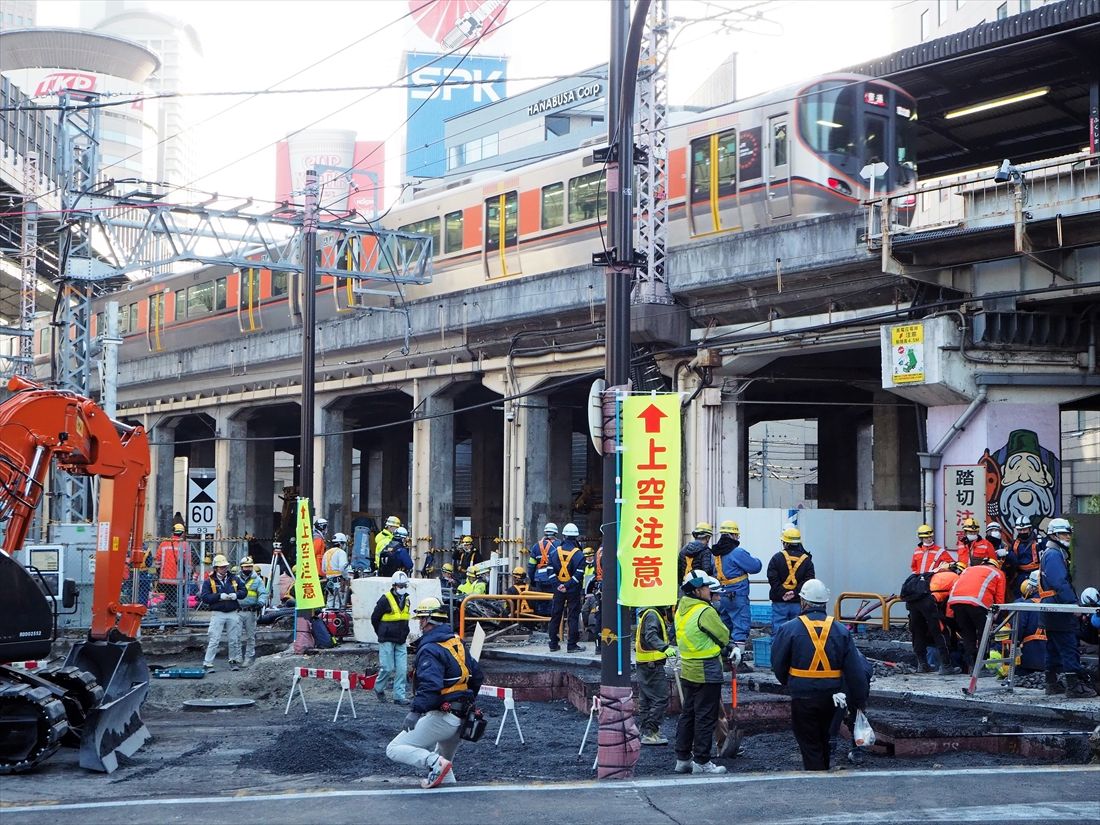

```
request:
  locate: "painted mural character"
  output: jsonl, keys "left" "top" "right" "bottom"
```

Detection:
{"left": 984, "top": 430, "right": 1060, "bottom": 529}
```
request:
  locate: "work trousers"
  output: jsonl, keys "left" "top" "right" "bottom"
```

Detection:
{"left": 952, "top": 603, "right": 988, "bottom": 671}
{"left": 791, "top": 694, "right": 836, "bottom": 771}
{"left": 771, "top": 601, "right": 801, "bottom": 633}
{"left": 386, "top": 709, "right": 461, "bottom": 783}
{"left": 675, "top": 679, "right": 721, "bottom": 764}
{"left": 239, "top": 609, "right": 259, "bottom": 661}
{"left": 531, "top": 577, "right": 554, "bottom": 617}
{"left": 204, "top": 611, "right": 242, "bottom": 665}
{"left": 1044, "top": 627, "right": 1081, "bottom": 674}
{"left": 377, "top": 641, "right": 409, "bottom": 700}
{"left": 549, "top": 587, "right": 581, "bottom": 647}
{"left": 718, "top": 589, "right": 751, "bottom": 645}
{"left": 637, "top": 660, "right": 670, "bottom": 736}
{"left": 907, "top": 596, "right": 950, "bottom": 663}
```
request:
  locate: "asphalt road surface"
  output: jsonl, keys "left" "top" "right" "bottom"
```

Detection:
{"left": 3, "top": 765, "right": 1098, "bottom": 824}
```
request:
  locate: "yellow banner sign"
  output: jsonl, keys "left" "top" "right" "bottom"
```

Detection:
{"left": 294, "top": 498, "right": 324, "bottom": 609}
{"left": 890, "top": 323, "right": 925, "bottom": 385}
{"left": 618, "top": 394, "right": 681, "bottom": 607}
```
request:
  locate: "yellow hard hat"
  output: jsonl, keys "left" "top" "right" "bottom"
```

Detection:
{"left": 385, "top": 515, "right": 402, "bottom": 529}
{"left": 512, "top": 566, "right": 526, "bottom": 577}
{"left": 413, "top": 597, "right": 447, "bottom": 620}
{"left": 693, "top": 521, "right": 713, "bottom": 535}
{"left": 719, "top": 520, "right": 740, "bottom": 535}
{"left": 173, "top": 523, "right": 185, "bottom": 533}
{"left": 212, "top": 554, "right": 229, "bottom": 567}
{"left": 583, "top": 546, "right": 595, "bottom": 557}
{"left": 962, "top": 517, "right": 980, "bottom": 530}
{"left": 240, "top": 556, "right": 254, "bottom": 567}
{"left": 461, "top": 535, "right": 474, "bottom": 545}
{"left": 917, "top": 524, "right": 934, "bottom": 538}
{"left": 442, "top": 562, "right": 454, "bottom": 573}
{"left": 781, "top": 527, "right": 802, "bottom": 543}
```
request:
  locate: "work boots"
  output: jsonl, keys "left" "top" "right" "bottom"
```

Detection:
{"left": 1065, "top": 673, "right": 1098, "bottom": 699}
{"left": 1044, "top": 670, "right": 1066, "bottom": 696}
{"left": 938, "top": 663, "right": 961, "bottom": 676}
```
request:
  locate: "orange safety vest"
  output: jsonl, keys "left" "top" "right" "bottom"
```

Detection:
{"left": 957, "top": 537, "right": 996, "bottom": 568}
{"left": 948, "top": 564, "right": 1005, "bottom": 610}
{"left": 556, "top": 547, "right": 579, "bottom": 583}
{"left": 788, "top": 615, "right": 841, "bottom": 678}
{"left": 929, "top": 570, "right": 958, "bottom": 604}
{"left": 912, "top": 545, "right": 951, "bottom": 575}
{"left": 596, "top": 548, "right": 603, "bottom": 582}
{"left": 535, "top": 537, "right": 555, "bottom": 569}
{"left": 780, "top": 551, "right": 808, "bottom": 590}
{"left": 437, "top": 636, "right": 472, "bottom": 696}
{"left": 156, "top": 538, "right": 188, "bottom": 581}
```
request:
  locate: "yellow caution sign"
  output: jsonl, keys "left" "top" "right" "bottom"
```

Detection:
{"left": 618, "top": 394, "right": 681, "bottom": 607}
{"left": 294, "top": 498, "right": 324, "bottom": 609}
{"left": 890, "top": 323, "right": 925, "bottom": 384}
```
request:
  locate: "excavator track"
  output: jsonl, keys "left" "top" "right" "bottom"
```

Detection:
{"left": 0, "top": 682, "right": 69, "bottom": 774}
{"left": 35, "top": 666, "right": 104, "bottom": 747}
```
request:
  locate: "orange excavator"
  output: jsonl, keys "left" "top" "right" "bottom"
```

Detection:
{"left": 0, "top": 375, "right": 151, "bottom": 773}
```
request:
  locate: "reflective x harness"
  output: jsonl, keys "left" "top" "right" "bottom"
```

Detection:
{"left": 781, "top": 551, "right": 807, "bottom": 590}
{"left": 788, "top": 615, "right": 841, "bottom": 679}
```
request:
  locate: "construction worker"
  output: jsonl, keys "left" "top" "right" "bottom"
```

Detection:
{"left": 453, "top": 535, "right": 479, "bottom": 578}
{"left": 929, "top": 561, "right": 961, "bottom": 657}
{"left": 673, "top": 569, "right": 728, "bottom": 775}
{"left": 310, "top": 516, "right": 329, "bottom": 576}
{"left": 322, "top": 532, "right": 350, "bottom": 608}
{"left": 710, "top": 520, "right": 762, "bottom": 658}
{"left": 378, "top": 527, "right": 414, "bottom": 577}
{"left": 1011, "top": 516, "right": 1040, "bottom": 597}
{"left": 200, "top": 554, "right": 246, "bottom": 671}
{"left": 679, "top": 522, "right": 715, "bottom": 582}
{"left": 439, "top": 562, "right": 458, "bottom": 589}
{"left": 911, "top": 524, "right": 952, "bottom": 574}
{"left": 155, "top": 522, "right": 190, "bottom": 618}
{"left": 947, "top": 557, "right": 1006, "bottom": 673}
{"left": 767, "top": 526, "right": 815, "bottom": 633}
{"left": 1039, "top": 518, "right": 1096, "bottom": 698}
{"left": 505, "top": 567, "right": 531, "bottom": 616}
{"left": 636, "top": 605, "right": 676, "bottom": 746}
{"left": 900, "top": 561, "right": 958, "bottom": 676}
{"left": 457, "top": 565, "right": 488, "bottom": 597}
{"left": 582, "top": 546, "right": 597, "bottom": 590}
{"left": 372, "top": 571, "right": 412, "bottom": 705}
{"left": 1013, "top": 572, "right": 1047, "bottom": 674}
{"left": 372, "top": 515, "right": 401, "bottom": 570}
{"left": 386, "top": 596, "right": 484, "bottom": 789}
{"left": 771, "top": 578, "right": 869, "bottom": 771}
{"left": 548, "top": 523, "right": 586, "bottom": 652}
{"left": 237, "top": 556, "right": 267, "bottom": 667}
{"left": 527, "top": 523, "right": 559, "bottom": 617}
{"left": 956, "top": 516, "right": 995, "bottom": 567}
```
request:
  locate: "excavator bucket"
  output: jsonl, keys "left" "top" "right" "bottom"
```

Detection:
{"left": 64, "top": 639, "right": 150, "bottom": 772}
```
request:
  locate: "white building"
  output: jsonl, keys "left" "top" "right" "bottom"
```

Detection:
{"left": 893, "top": 0, "right": 1054, "bottom": 47}
{"left": 0, "top": 0, "right": 36, "bottom": 29}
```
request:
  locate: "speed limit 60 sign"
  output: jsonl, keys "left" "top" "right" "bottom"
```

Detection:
{"left": 187, "top": 468, "right": 217, "bottom": 533}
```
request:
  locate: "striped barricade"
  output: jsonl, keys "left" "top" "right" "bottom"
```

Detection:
{"left": 285, "top": 667, "right": 378, "bottom": 722}
{"left": 478, "top": 684, "right": 525, "bottom": 745}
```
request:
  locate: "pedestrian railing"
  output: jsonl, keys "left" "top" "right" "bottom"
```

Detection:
{"left": 457, "top": 592, "right": 553, "bottom": 638}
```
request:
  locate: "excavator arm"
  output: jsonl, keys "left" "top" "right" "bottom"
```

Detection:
{"left": 0, "top": 376, "right": 152, "bottom": 773}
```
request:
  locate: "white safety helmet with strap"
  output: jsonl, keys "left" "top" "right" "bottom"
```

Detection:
{"left": 543, "top": 522, "right": 559, "bottom": 535}
{"left": 391, "top": 571, "right": 409, "bottom": 588}
{"left": 333, "top": 532, "right": 348, "bottom": 545}
{"left": 799, "top": 578, "right": 830, "bottom": 605}
{"left": 682, "top": 569, "right": 719, "bottom": 593}
{"left": 562, "top": 523, "right": 580, "bottom": 537}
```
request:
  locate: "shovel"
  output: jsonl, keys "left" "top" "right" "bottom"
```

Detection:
{"left": 717, "top": 670, "right": 744, "bottom": 758}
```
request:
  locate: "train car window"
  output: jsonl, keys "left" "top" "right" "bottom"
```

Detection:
{"left": 173, "top": 290, "right": 186, "bottom": 321}
{"left": 95, "top": 311, "right": 104, "bottom": 335}
{"left": 567, "top": 172, "right": 606, "bottom": 223}
{"left": 399, "top": 217, "right": 441, "bottom": 260}
{"left": 187, "top": 282, "right": 214, "bottom": 317}
{"left": 691, "top": 130, "right": 737, "bottom": 204}
{"left": 444, "top": 211, "right": 464, "bottom": 253}
{"left": 271, "top": 270, "right": 289, "bottom": 297}
{"left": 897, "top": 111, "right": 918, "bottom": 169}
{"left": 485, "top": 191, "right": 517, "bottom": 252}
{"left": 215, "top": 277, "right": 227, "bottom": 310}
{"left": 864, "top": 114, "right": 886, "bottom": 165}
{"left": 128, "top": 302, "right": 139, "bottom": 333}
{"left": 716, "top": 130, "right": 738, "bottom": 196}
{"left": 38, "top": 327, "right": 49, "bottom": 354}
{"left": 541, "top": 182, "right": 564, "bottom": 229}
{"left": 238, "top": 268, "right": 260, "bottom": 310}
{"left": 772, "top": 122, "right": 789, "bottom": 167}
{"left": 690, "top": 137, "right": 711, "bottom": 202}
{"left": 147, "top": 293, "right": 165, "bottom": 351}
{"left": 799, "top": 82, "right": 856, "bottom": 157}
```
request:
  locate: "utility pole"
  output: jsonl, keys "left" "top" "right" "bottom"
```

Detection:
{"left": 598, "top": 0, "right": 650, "bottom": 781}
{"left": 300, "top": 169, "right": 319, "bottom": 516}
{"left": 762, "top": 423, "right": 769, "bottom": 506}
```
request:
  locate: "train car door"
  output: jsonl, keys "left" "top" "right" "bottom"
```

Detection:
{"left": 146, "top": 291, "right": 166, "bottom": 352}
{"left": 484, "top": 190, "right": 520, "bottom": 278}
{"left": 688, "top": 129, "right": 738, "bottom": 236}
{"left": 236, "top": 267, "right": 264, "bottom": 333}
{"left": 766, "top": 115, "right": 792, "bottom": 218}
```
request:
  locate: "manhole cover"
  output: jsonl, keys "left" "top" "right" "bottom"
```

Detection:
{"left": 183, "top": 698, "right": 256, "bottom": 711}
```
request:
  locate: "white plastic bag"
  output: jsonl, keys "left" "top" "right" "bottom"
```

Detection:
{"left": 852, "top": 709, "right": 875, "bottom": 747}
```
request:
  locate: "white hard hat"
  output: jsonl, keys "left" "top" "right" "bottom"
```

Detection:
{"left": 333, "top": 532, "right": 348, "bottom": 544}
{"left": 394, "top": 526, "right": 409, "bottom": 538}
{"left": 1080, "top": 587, "right": 1099, "bottom": 607}
{"left": 799, "top": 578, "right": 830, "bottom": 604}
{"left": 391, "top": 571, "right": 409, "bottom": 587}
{"left": 315, "top": 516, "right": 328, "bottom": 528}
{"left": 543, "top": 522, "right": 559, "bottom": 534}
{"left": 562, "top": 523, "right": 580, "bottom": 537}
{"left": 1047, "top": 517, "right": 1072, "bottom": 535}
{"left": 682, "top": 569, "right": 719, "bottom": 591}
{"left": 985, "top": 522, "right": 1001, "bottom": 533}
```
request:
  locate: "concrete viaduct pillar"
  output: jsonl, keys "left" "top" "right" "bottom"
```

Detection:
{"left": 146, "top": 415, "right": 177, "bottom": 538}
{"left": 216, "top": 406, "right": 275, "bottom": 540}
{"left": 319, "top": 400, "right": 353, "bottom": 532}
{"left": 411, "top": 378, "right": 454, "bottom": 565}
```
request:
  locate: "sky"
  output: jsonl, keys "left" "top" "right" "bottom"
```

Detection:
{"left": 34, "top": 0, "right": 899, "bottom": 205}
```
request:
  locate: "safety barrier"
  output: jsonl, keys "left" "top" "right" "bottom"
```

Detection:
{"left": 834, "top": 592, "right": 892, "bottom": 631}
{"left": 284, "top": 667, "right": 377, "bottom": 722}
{"left": 478, "top": 684, "right": 525, "bottom": 745}
{"left": 457, "top": 592, "right": 553, "bottom": 637}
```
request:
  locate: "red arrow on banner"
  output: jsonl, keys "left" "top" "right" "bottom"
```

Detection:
{"left": 638, "top": 404, "right": 667, "bottom": 433}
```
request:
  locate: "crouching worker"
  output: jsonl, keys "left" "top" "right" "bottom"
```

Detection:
{"left": 386, "top": 597, "right": 484, "bottom": 789}
{"left": 771, "top": 578, "right": 869, "bottom": 771}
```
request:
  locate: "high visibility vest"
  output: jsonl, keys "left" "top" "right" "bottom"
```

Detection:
{"left": 381, "top": 591, "right": 410, "bottom": 622}
{"left": 596, "top": 549, "right": 603, "bottom": 582}
{"left": 781, "top": 551, "right": 808, "bottom": 590}
{"left": 635, "top": 608, "right": 668, "bottom": 663}
{"left": 244, "top": 573, "right": 262, "bottom": 601}
{"left": 912, "top": 545, "right": 949, "bottom": 575}
{"left": 716, "top": 555, "right": 749, "bottom": 586}
{"left": 1014, "top": 538, "right": 1039, "bottom": 572}
{"left": 374, "top": 529, "right": 393, "bottom": 568}
{"left": 536, "top": 537, "right": 555, "bottom": 569}
{"left": 556, "top": 548, "right": 579, "bottom": 583}
{"left": 675, "top": 602, "right": 721, "bottom": 660}
{"left": 788, "top": 615, "right": 841, "bottom": 678}
{"left": 949, "top": 564, "right": 1004, "bottom": 609}
{"left": 322, "top": 548, "right": 342, "bottom": 578}
{"left": 929, "top": 570, "right": 958, "bottom": 603}
{"left": 437, "top": 636, "right": 472, "bottom": 696}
